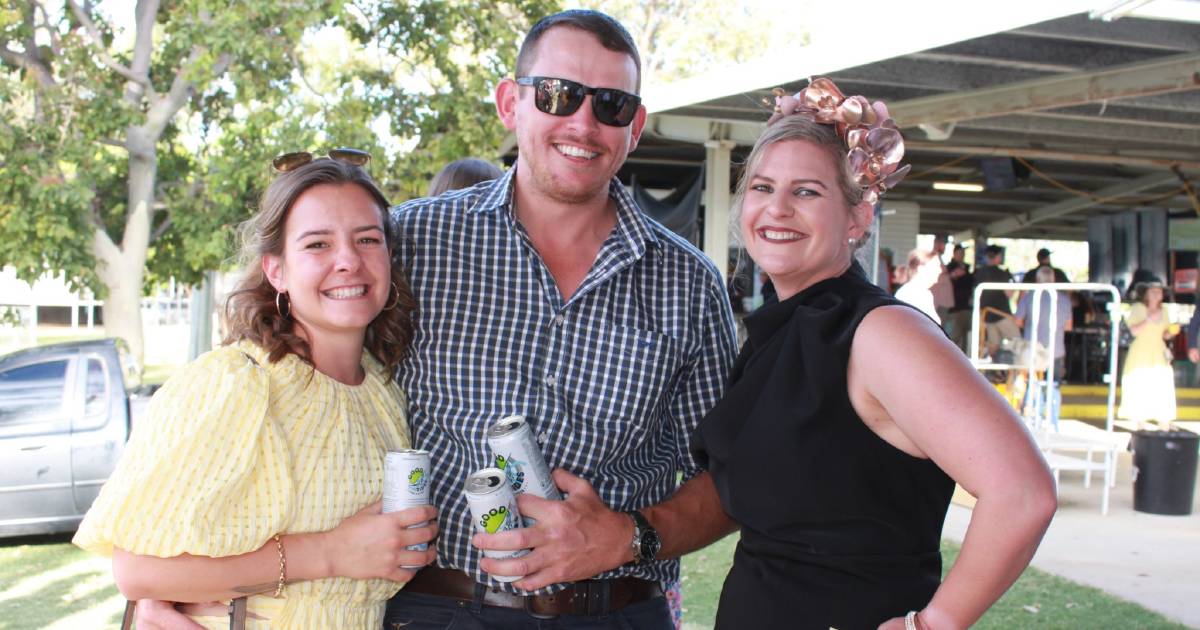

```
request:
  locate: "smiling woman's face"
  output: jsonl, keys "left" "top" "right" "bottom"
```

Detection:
{"left": 263, "top": 182, "right": 391, "bottom": 343}
{"left": 740, "top": 140, "right": 870, "bottom": 300}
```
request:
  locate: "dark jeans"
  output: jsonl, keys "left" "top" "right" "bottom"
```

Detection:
{"left": 383, "top": 591, "right": 673, "bottom": 630}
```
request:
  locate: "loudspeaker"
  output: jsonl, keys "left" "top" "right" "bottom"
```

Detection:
{"left": 981, "top": 157, "right": 1017, "bottom": 191}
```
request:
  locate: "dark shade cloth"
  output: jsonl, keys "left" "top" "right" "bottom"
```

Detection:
{"left": 694, "top": 262, "right": 954, "bottom": 630}
{"left": 631, "top": 170, "right": 702, "bottom": 246}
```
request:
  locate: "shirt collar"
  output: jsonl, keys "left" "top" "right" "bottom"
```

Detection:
{"left": 471, "top": 165, "right": 661, "bottom": 256}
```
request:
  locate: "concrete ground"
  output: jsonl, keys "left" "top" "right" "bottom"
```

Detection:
{"left": 942, "top": 446, "right": 1200, "bottom": 628}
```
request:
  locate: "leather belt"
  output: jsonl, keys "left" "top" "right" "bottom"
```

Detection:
{"left": 405, "top": 567, "right": 663, "bottom": 618}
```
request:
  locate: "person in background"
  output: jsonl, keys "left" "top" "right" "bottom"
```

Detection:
{"left": 895, "top": 248, "right": 944, "bottom": 324}
{"left": 427, "top": 157, "right": 503, "bottom": 196}
{"left": 694, "top": 79, "right": 1055, "bottom": 630}
{"left": 945, "top": 243, "right": 975, "bottom": 352}
{"left": 1118, "top": 281, "right": 1178, "bottom": 430}
{"left": 1187, "top": 309, "right": 1200, "bottom": 364}
{"left": 930, "top": 234, "right": 954, "bottom": 322}
{"left": 1015, "top": 266, "right": 1073, "bottom": 380}
{"left": 1024, "top": 247, "right": 1069, "bottom": 284}
{"left": 879, "top": 247, "right": 895, "bottom": 293}
{"left": 975, "top": 245, "right": 1020, "bottom": 358}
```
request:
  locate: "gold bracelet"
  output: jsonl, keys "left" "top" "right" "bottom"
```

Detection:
{"left": 272, "top": 534, "right": 287, "bottom": 598}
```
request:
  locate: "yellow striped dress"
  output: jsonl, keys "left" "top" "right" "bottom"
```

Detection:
{"left": 73, "top": 340, "right": 410, "bottom": 629}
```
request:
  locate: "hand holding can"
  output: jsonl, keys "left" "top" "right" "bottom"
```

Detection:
{"left": 464, "top": 467, "right": 530, "bottom": 582}
{"left": 383, "top": 449, "right": 433, "bottom": 563}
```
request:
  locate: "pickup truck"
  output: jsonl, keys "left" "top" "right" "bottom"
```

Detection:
{"left": 0, "top": 338, "right": 151, "bottom": 537}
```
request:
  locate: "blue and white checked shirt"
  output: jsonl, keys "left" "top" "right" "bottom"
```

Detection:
{"left": 392, "top": 167, "right": 737, "bottom": 592}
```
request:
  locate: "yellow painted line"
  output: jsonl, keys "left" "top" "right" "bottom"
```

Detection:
{"left": 1059, "top": 404, "right": 1200, "bottom": 420}
{"left": 1060, "top": 386, "right": 1200, "bottom": 399}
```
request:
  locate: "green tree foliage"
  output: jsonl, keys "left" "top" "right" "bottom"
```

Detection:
{"left": 0, "top": 0, "right": 556, "bottom": 363}
{"left": 578, "top": 0, "right": 810, "bottom": 86}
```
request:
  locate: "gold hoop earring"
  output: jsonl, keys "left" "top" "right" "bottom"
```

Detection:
{"left": 275, "top": 291, "right": 290, "bottom": 319}
{"left": 384, "top": 282, "right": 401, "bottom": 311}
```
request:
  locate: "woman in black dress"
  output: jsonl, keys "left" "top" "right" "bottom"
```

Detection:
{"left": 694, "top": 80, "right": 1057, "bottom": 630}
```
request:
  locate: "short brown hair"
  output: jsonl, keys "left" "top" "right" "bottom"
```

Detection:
{"left": 223, "top": 159, "right": 416, "bottom": 372}
{"left": 516, "top": 10, "right": 642, "bottom": 92}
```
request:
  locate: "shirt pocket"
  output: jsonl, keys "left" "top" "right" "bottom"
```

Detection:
{"left": 569, "top": 324, "right": 685, "bottom": 441}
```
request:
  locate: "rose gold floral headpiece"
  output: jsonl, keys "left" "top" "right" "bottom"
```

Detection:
{"left": 766, "top": 77, "right": 910, "bottom": 205}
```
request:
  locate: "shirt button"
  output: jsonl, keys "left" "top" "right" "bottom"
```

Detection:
{"left": 538, "top": 431, "right": 548, "bottom": 444}
{"left": 553, "top": 314, "right": 565, "bottom": 326}
{"left": 544, "top": 374, "right": 557, "bottom": 388}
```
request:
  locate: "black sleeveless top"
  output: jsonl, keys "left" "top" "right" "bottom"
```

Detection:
{"left": 694, "top": 263, "right": 954, "bottom": 630}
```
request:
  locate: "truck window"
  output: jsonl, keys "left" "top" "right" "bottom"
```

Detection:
{"left": 81, "top": 357, "right": 110, "bottom": 424}
{"left": 0, "top": 359, "right": 70, "bottom": 437}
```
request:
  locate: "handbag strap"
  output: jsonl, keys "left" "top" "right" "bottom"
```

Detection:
{"left": 119, "top": 598, "right": 249, "bottom": 630}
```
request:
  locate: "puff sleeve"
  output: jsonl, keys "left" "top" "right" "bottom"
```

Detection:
{"left": 73, "top": 345, "right": 293, "bottom": 559}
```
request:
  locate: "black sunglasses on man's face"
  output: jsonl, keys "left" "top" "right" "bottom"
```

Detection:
{"left": 515, "top": 76, "right": 641, "bottom": 128}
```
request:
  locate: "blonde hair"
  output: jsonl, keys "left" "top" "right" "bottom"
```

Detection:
{"left": 730, "top": 113, "right": 868, "bottom": 253}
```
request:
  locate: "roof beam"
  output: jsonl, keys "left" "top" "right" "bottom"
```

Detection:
{"left": 646, "top": 114, "right": 762, "bottom": 145}
{"left": 889, "top": 52, "right": 1200, "bottom": 128}
{"left": 957, "top": 112, "right": 1200, "bottom": 146}
{"left": 957, "top": 171, "right": 1178, "bottom": 239}
{"left": 905, "top": 141, "right": 1200, "bottom": 171}
{"left": 1012, "top": 13, "right": 1200, "bottom": 51}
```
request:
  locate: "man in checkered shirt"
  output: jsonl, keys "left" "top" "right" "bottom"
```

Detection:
{"left": 384, "top": 9, "right": 738, "bottom": 629}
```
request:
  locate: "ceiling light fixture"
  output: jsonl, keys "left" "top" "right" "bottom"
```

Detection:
{"left": 932, "top": 181, "right": 985, "bottom": 192}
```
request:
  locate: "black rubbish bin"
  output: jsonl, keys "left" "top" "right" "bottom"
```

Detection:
{"left": 1131, "top": 429, "right": 1199, "bottom": 515}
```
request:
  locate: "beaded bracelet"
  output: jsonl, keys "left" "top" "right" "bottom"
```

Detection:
{"left": 272, "top": 534, "right": 287, "bottom": 598}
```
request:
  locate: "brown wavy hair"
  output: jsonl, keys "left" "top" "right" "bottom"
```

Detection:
{"left": 222, "top": 158, "right": 416, "bottom": 372}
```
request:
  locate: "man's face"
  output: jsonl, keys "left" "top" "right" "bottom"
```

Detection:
{"left": 952, "top": 248, "right": 965, "bottom": 262}
{"left": 499, "top": 27, "right": 646, "bottom": 205}
{"left": 933, "top": 238, "right": 946, "bottom": 255}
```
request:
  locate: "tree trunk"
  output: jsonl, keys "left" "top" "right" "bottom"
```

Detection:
{"left": 94, "top": 126, "right": 155, "bottom": 375}
{"left": 99, "top": 261, "right": 146, "bottom": 378}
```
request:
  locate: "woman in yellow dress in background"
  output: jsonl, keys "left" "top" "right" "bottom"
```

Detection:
{"left": 74, "top": 151, "right": 437, "bottom": 629}
{"left": 1118, "top": 282, "right": 1178, "bottom": 429}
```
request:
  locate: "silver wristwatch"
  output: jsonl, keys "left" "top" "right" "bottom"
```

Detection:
{"left": 627, "top": 510, "right": 661, "bottom": 564}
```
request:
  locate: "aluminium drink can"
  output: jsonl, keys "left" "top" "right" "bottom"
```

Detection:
{"left": 486, "top": 415, "right": 562, "bottom": 501}
{"left": 383, "top": 449, "right": 431, "bottom": 556}
{"left": 463, "top": 467, "right": 529, "bottom": 583}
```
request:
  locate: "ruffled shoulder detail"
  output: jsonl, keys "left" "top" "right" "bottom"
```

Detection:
{"left": 1126, "top": 302, "right": 1149, "bottom": 327}
{"left": 74, "top": 343, "right": 293, "bottom": 558}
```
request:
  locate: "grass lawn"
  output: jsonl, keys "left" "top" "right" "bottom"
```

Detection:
{"left": 0, "top": 534, "right": 1187, "bottom": 629}
{"left": 678, "top": 534, "right": 1188, "bottom": 630}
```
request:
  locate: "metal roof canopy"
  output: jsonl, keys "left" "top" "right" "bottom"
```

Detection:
{"left": 629, "top": 8, "right": 1200, "bottom": 243}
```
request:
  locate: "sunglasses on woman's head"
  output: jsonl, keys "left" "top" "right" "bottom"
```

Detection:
{"left": 515, "top": 76, "right": 641, "bottom": 128}
{"left": 271, "top": 148, "right": 371, "bottom": 173}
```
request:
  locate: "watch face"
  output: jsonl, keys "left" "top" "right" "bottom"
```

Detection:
{"left": 641, "top": 527, "right": 662, "bottom": 561}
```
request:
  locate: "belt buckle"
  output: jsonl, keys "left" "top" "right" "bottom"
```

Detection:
{"left": 523, "top": 593, "right": 559, "bottom": 620}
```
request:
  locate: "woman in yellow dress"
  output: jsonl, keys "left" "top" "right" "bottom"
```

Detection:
{"left": 73, "top": 151, "right": 437, "bottom": 629}
{"left": 1118, "top": 282, "right": 1177, "bottom": 429}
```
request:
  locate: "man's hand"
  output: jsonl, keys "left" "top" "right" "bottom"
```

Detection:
{"left": 1188, "top": 348, "right": 1198, "bottom": 363}
{"left": 472, "top": 469, "right": 634, "bottom": 591}
{"left": 133, "top": 600, "right": 206, "bottom": 630}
